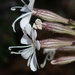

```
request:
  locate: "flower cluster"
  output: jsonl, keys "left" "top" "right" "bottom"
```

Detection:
{"left": 9, "top": 0, "right": 75, "bottom": 71}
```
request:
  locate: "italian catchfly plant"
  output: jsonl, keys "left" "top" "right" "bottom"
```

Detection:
{"left": 9, "top": 0, "right": 75, "bottom": 71}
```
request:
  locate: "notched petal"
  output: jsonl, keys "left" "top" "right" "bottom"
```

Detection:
{"left": 35, "top": 40, "right": 40, "bottom": 50}
{"left": 24, "top": 24, "right": 32, "bottom": 36}
{"left": 30, "top": 53, "right": 38, "bottom": 71}
{"left": 21, "top": 47, "right": 33, "bottom": 59}
{"left": 12, "top": 13, "right": 29, "bottom": 32}
{"left": 31, "top": 29, "right": 37, "bottom": 41}
{"left": 20, "top": 12, "right": 32, "bottom": 30}
{"left": 20, "top": 35, "right": 32, "bottom": 44}
{"left": 28, "top": 0, "right": 35, "bottom": 10}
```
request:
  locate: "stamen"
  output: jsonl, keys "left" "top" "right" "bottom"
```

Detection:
{"left": 40, "top": 51, "right": 55, "bottom": 68}
{"left": 12, "top": 12, "right": 31, "bottom": 32}
{"left": 21, "top": 0, "right": 26, "bottom": 5}
{"left": 40, "top": 54, "right": 48, "bottom": 68}
{"left": 11, "top": 6, "right": 22, "bottom": 11}
{"left": 11, "top": 51, "right": 20, "bottom": 54}
{"left": 8, "top": 45, "right": 32, "bottom": 51}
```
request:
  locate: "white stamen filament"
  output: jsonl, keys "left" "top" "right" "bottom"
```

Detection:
{"left": 21, "top": 0, "right": 27, "bottom": 5}
{"left": 40, "top": 51, "right": 55, "bottom": 68}
{"left": 9, "top": 45, "right": 32, "bottom": 50}
{"left": 11, "top": 6, "right": 22, "bottom": 11}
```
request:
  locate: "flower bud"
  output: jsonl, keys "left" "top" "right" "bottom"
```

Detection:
{"left": 40, "top": 39, "right": 73, "bottom": 50}
{"left": 57, "top": 46, "right": 75, "bottom": 51}
{"left": 40, "top": 39, "right": 74, "bottom": 68}
{"left": 42, "top": 22, "right": 75, "bottom": 36}
{"left": 33, "top": 8, "right": 68, "bottom": 24}
{"left": 33, "top": 8, "right": 75, "bottom": 26}
{"left": 51, "top": 56, "right": 75, "bottom": 65}
{"left": 68, "top": 19, "right": 75, "bottom": 26}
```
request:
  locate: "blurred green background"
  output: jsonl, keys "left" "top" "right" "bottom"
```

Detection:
{"left": 1, "top": 0, "right": 75, "bottom": 75}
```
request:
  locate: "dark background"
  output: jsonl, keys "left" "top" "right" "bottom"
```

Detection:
{"left": 1, "top": 0, "right": 75, "bottom": 75}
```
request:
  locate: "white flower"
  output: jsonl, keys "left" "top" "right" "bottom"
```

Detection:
{"left": 11, "top": 0, "right": 35, "bottom": 32}
{"left": 9, "top": 24, "right": 40, "bottom": 71}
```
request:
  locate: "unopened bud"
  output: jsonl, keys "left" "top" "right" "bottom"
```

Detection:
{"left": 42, "top": 22, "right": 75, "bottom": 36}
{"left": 40, "top": 39, "right": 72, "bottom": 49}
{"left": 57, "top": 46, "right": 75, "bottom": 51}
{"left": 51, "top": 56, "right": 75, "bottom": 65}
{"left": 40, "top": 39, "right": 74, "bottom": 68}
{"left": 33, "top": 8, "right": 75, "bottom": 26}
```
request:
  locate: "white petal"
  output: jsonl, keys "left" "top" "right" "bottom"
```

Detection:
{"left": 20, "top": 5, "right": 31, "bottom": 12}
{"left": 33, "top": 30, "right": 37, "bottom": 39}
{"left": 24, "top": 24, "right": 32, "bottom": 36}
{"left": 28, "top": 0, "right": 35, "bottom": 10}
{"left": 30, "top": 52, "right": 38, "bottom": 71}
{"left": 20, "top": 12, "right": 32, "bottom": 30}
{"left": 20, "top": 34, "right": 32, "bottom": 44}
{"left": 31, "top": 29, "right": 37, "bottom": 41}
{"left": 27, "top": 56, "right": 31, "bottom": 66}
{"left": 12, "top": 13, "right": 30, "bottom": 32}
{"left": 21, "top": 47, "right": 33, "bottom": 59}
{"left": 35, "top": 40, "right": 40, "bottom": 50}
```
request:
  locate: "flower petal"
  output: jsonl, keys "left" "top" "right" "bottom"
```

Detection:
{"left": 33, "top": 30, "right": 37, "bottom": 39}
{"left": 28, "top": 0, "right": 35, "bottom": 10}
{"left": 20, "top": 0, "right": 34, "bottom": 12}
{"left": 21, "top": 0, "right": 35, "bottom": 11}
{"left": 31, "top": 29, "right": 37, "bottom": 41}
{"left": 20, "top": 5, "right": 31, "bottom": 12}
{"left": 20, "top": 12, "right": 32, "bottom": 30}
{"left": 20, "top": 34, "right": 32, "bottom": 44}
{"left": 21, "top": 47, "right": 33, "bottom": 59}
{"left": 30, "top": 52, "right": 38, "bottom": 71}
{"left": 12, "top": 13, "right": 31, "bottom": 32}
{"left": 35, "top": 40, "right": 40, "bottom": 50}
{"left": 24, "top": 24, "right": 32, "bottom": 36}
{"left": 27, "top": 56, "right": 31, "bottom": 66}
